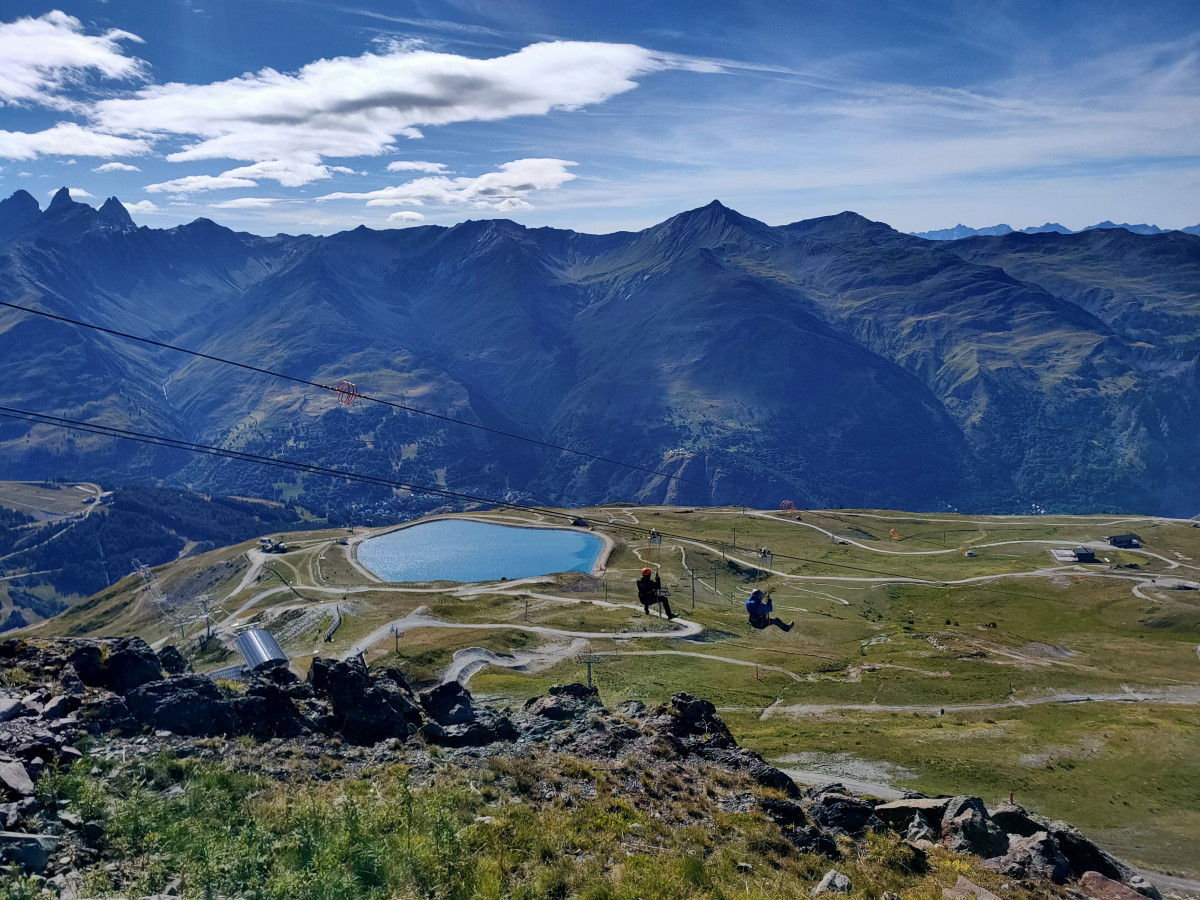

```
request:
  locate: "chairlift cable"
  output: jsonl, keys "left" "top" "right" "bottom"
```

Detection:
{"left": 0, "top": 404, "right": 1075, "bottom": 605}
{"left": 0, "top": 300, "right": 707, "bottom": 488}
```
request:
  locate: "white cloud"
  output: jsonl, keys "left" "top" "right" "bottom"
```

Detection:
{"left": 219, "top": 159, "right": 355, "bottom": 187}
{"left": 320, "top": 158, "right": 577, "bottom": 210}
{"left": 210, "top": 197, "right": 280, "bottom": 209}
{"left": 123, "top": 199, "right": 159, "bottom": 214}
{"left": 387, "top": 210, "right": 425, "bottom": 222}
{"left": 90, "top": 41, "right": 678, "bottom": 180}
{"left": 0, "top": 122, "right": 150, "bottom": 160}
{"left": 0, "top": 11, "right": 144, "bottom": 107}
{"left": 92, "top": 161, "right": 140, "bottom": 173}
{"left": 386, "top": 160, "right": 449, "bottom": 174}
{"left": 63, "top": 158, "right": 76, "bottom": 165}
{"left": 47, "top": 186, "right": 93, "bottom": 198}
{"left": 144, "top": 174, "right": 256, "bottom": 193}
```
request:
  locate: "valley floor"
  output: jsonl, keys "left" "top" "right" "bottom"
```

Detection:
{"left": 29, "top": 505, "right": 1200, "bottom": 883}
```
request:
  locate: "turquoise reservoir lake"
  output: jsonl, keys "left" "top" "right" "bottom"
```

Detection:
{"left": 356, "top": 518, "right": 605, "bottom": 583}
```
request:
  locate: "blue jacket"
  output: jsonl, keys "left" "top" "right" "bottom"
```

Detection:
{"left": 745, "top": 590, "right": 772, "bottom": 619}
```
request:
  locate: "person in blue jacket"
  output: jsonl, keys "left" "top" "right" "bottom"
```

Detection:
{"left": 745, "top": 589, "right": 793, "bottom": 631}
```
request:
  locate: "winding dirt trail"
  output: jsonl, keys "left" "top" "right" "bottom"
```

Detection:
{"left": 724, "top": 685, "right": 1200, "bottom": 718}
{"left": 341, "top": 607, "right": 702, "bottom": 662}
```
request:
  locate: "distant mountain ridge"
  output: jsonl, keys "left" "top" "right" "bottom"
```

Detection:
{"left": 1, "top": 191, "right": 1199, "bottom": 517}
{"left": 913, "top": 219, "right": 1199, "bottom": 240}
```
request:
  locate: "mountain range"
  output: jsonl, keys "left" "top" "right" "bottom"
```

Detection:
{"left": 1, "top": 187, "right": 1199, "bottom": 517}
{"left": 913, "top": 220, "right": 1200, "bottom": 240}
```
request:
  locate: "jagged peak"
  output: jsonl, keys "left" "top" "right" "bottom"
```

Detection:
{"left": 97, "top": 196, "right": 135, "bottom": 230}
{"left": 46, "top": 186, "right": 80, "bottom": 214}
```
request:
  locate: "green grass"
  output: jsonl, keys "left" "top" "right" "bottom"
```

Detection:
{"left": 723, "top": 702, "right": 1200, "bottom": 877}
{"left": 35, "top": 748, "right": 1047, "bottom": 900}
{"left": 26, "top": 504, "right": 1200, "bottom": 876}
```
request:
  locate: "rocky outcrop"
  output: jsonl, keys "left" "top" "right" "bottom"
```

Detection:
{"left": 68, "top": 638, "right": 163, "bottom": 693}
{"left": 157, "top": 645, "right": 192, "bottom": 675}
{"left": 420, "top": 682, "right": 475, "bottom": 726}
{"left": 941, "top": 796, "right": 1008, "bottom": 858}
{"left": 308, "top": 658, "right": 423, "bottom": 744}
{"left": 124, "top": 675, "right": 238, "bottom": 736}
{"left": 0, "top": 638, "right": 1175, "bottom": 900}
{"left": 982, "top": 831, "right": 1071, "bottom": 883}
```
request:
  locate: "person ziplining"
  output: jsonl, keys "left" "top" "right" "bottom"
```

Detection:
{"left": 636, "top": 566, "right": 678, "bottom": 620}
{"left": 745, "top": 588, "right": 793, "bottom": 632}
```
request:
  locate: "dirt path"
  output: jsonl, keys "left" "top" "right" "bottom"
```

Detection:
{"left": 590, "top": 649, "right": 807, "bottom": 682}
{"left": 729, "top": 686, "right": 1200, "bottom": 718}
{"left": 778, "top": 767, "right": 906, "bottom": 800}
{"left": 1141, "top": 870, "right": 1200, "bottom": 899}
{"left": 442, "top": 639, "right": 589, "bottom": 685}
{"left": 342, "top": 608, "right": 702, "bottom": 661}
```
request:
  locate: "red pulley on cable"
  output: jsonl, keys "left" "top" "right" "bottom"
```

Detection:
{"left": 335, "top": 381, "right": 360, "bottom": 405}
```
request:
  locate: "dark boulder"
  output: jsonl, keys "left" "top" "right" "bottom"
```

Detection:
{"left": 69, "top": 639, "right": 162, "bottom": 693}
{"left": 0, "top": 831, "right": 57, "bottom": 872}
{"left": 0, "top": 762, "right": 34, "bottom": 800}
{"left": 1042, "top": 820, "right": 1160, "bottom": 898}
{"left": 808, "top": 787, "right": 876, "bottom": 835}
{"left": 940, "top": 797, "right": 1007, "bottom": 858}
{"left": 982, "top": 831, "right": 1070, "bottom": 883}
{"left": 420, "top": 682, "right": 475, "bottom": 726}
{"left": 875, "top": 798, "right": 951, "bottom": 831}
{"left": 157, "top": 645, "right": 192, "bottom": 675}
{"left": 550, "top": 682, "right": 598, "bottom": 700}
{"left": 987, "top": 802, "right": 1043, "bottom": 837}
{"left": 66, "top": 645, "right": 104, "bottom": 686}
{"left": 308, "top": 657, "right": 422, "bottom": 744}
{"left": 669, "top": 692, "right": 732, "bottom": 739}
{"left": 124, "top": 675, "right": 238, "bottom": 736}
{"left": 234, "top": 681, "right": 307, "bottom": 739}
{"left": 749, "top": 762, "right": 802, "bottom": 798}
{"left": 79, "top": 695, "right": 138, "bottom": 736}
{"left": 40, "top": 694, "right": 80, "bottom": 720}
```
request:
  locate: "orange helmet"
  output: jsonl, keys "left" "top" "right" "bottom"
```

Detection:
{"left": 641, "top": 567, "right": 652, "bottom": 576}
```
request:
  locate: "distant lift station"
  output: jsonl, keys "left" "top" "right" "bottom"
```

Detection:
{"left": 235, "top": 629, "right": 288, "bottom": 672}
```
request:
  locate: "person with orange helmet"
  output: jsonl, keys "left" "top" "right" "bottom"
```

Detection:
{"left": 636, "top": 566, "right": 676, "bottom": 620}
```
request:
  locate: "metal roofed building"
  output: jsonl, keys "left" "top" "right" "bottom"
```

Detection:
{"left": 235, "top": 629, "right": 288, "bottom": 672}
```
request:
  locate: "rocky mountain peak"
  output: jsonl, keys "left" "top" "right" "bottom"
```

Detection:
{"left": 45, "top": 186, "right": 78, "bottom": 214}
{"left": 0, "top": 189, "right": 42, "bottom": 238}
{"left": 97, "top": 196, "right": 136, "bottom": 232}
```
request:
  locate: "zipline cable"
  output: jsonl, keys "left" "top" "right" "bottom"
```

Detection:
{"left": 0, "top": 299, "right": 707, "bottom": 488}
{"left": 0, "top": 404, "right": 1074, "bottom": 606}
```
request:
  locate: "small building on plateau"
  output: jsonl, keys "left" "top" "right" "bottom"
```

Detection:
{"left": 1106, "top": 534, "right": 1141, "bottom": 549}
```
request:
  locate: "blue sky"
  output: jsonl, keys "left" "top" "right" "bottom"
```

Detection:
{"left": 1, "top": 0, "right": 1198, "bottom": 235}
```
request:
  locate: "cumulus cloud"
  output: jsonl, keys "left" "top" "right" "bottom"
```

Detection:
{"left": 47, "top": 186, "right": 93, "bottom": 198}
{"left": 210, "top": 197, "right": 280, "bottom": 209}
{"left": 320, "top": 158, "right": 577, "bottom": 210}
{"left": 144, "top": 174, "right": 256, "bottom": 193}
{"left": 123, "top": 199, "right": 159, "bottom": 214}
{"left": 386, "top": 160, "right": 449, "bottom": 173}
{"left": 387, "top": 210, "right": 425, "bottom": 222}
{"left": 90, "top": 41, "right": 672, "bottom": 182}
{"left": 93, "top": 161, "right": 140, "bottom": 173}
{"left": 0, "top": 122, "right": 150, "bottom": 160}
{"left": 0, "top": 11, "right": 145, "bottom": 108}
{"left": 219, "top": 159, "right": 356, "bottom": 187}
